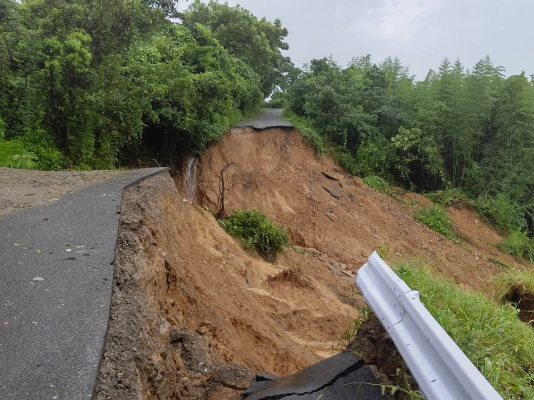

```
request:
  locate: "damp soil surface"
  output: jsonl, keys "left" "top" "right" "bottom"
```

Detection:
{"left": 96, "top": 127, "right": 524, "bottom": 399}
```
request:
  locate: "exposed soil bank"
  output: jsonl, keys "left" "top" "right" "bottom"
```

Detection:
{"left": 96, "top": 127, "right": 522, "bottom": 399}
{"left": 95, "top": 172, "right": 359, "bottom": 399}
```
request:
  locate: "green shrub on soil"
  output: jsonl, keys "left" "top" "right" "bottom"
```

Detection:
{"left": 282, "top": 110, "right": 324, "bottom": 155}
{"left": 397, "top": 262, "right": 534, "bottom": 399}
{"left": 415, "top": 206, "right": 458, "bottom": 241}
{"left": 363, "top": 176, "right": 391, "bottom": 194}
{"left": 224, "top": 209, "right": 288, "bottom": 261}
{"left": 499, "top": 230, "right": 534, "bottom": 263}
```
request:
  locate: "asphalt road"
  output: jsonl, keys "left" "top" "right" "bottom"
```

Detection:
{"left": 233, "top": 108, "right": 294, "bottom": 130}
{"left": 0, "top": 167, "right": 169, "bottom": 400}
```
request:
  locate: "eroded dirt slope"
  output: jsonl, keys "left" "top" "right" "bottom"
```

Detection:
{"left": 96, "top": 172, "right": 361, "bottom": 400}
{"left": 97, "top": 127, "right": 524, "bottom": 400}
{"left": 194, "top": 127, "right": 524, "bottom": 293}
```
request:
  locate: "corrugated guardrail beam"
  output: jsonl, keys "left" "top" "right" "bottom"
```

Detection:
{"left": 357, "top": 252, "right": 503, "bottom": 400}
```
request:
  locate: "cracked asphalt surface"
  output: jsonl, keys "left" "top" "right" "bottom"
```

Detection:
{"left": 0, "top": 167, "right": 169, "bottom": 400}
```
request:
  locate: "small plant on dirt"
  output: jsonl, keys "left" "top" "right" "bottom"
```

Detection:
{"left": 362, "top": 175, "right": 391, "bottom": 194}
{"left": 499, "top": 230, "right": 534, "bottom": 263}
{"left": 415, "top": 206, "right": 458, "bottom": 242}
{"left": 266, "top": 269, "right": 313, "bottom": 289}
{"left": 377, "top": 242, "right": 391, "bottom": 260}
{"left": 494, "top": 268, "right": 534, "bottom": 301}
{"left": 291, "top": 245, "right": 308, "bottom": 256}
{"left": 425, "top": 188, "right": 467, "bottom": 206}
{"left": 487, "top": 257, "right": 511, "bottom": 269}
{"left": 396, "top": 261, "right": 534, "bottom": 399}
{"left": 224, "top": 209, "right": 288, "bottom": 261}
{"left": 342, "top": 305, "right": 371, "bottom": 345}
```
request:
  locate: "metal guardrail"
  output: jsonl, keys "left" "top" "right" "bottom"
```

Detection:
{"left": 357, "top": 252, "right": 503, "bottom": 400}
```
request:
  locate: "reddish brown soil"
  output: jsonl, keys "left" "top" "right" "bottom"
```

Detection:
{"left": 97, "top": 127, "right": 524, "bottom": 399}
{"left": 194, "top": 127, "right": 524, "bottom": 293}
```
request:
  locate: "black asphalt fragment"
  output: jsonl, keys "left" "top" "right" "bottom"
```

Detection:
{"left": 0, "top": 168, "right": 169, "bottom": 400}
{"left": 243, "top": 352, "right": 383, "bottom": 400}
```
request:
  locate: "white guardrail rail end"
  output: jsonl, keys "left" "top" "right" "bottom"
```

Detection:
{"left": 356, "top": 252, "right": 503, "bottom": 400}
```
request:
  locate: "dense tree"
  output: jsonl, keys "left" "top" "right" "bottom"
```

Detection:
{"left": 286, "top": 54, "right": 534, "bottom": 232}
{"left": 181, "top": 0, "right": 291, "bottom": 97}
{"left": 0, "top": 0, "right": 266, "bottom": 168}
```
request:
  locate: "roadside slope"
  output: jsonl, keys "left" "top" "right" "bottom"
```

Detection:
{"left": 195, "top": 127, "right": 521, "bottom": 294}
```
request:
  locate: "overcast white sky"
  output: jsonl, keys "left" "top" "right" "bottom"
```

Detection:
{"left": 179, "top": 0, "right": 533, "bottom": 79}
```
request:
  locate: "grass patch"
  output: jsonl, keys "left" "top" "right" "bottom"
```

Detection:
{"left": 224, "top": 209, "right": 288, "bottom": 261}
{"left": 377, "top": 242, "right": 391, "bottom": 260}
{"left": 396, "top": 262, "right": 534, "bottom": 399}
{"left": 499, "top": 230, "right": 534, "bottom": 263}
{"left": 283, "top": 109, "right": 361, "bottom": 175}
{"left": 363, "top": 176, "right": 392, "bottom": 194}
{"left": 415, "top": 206, "right": 458, "bottom": 242}
{"left": 282, "top": 109, "right": 324, "bottom": 154}
{"left": 488, "top": 257, "right": 512, "bottom": 270}
{"left": 494, "top": 268, "right": 534, "bottom": 302}
{"left": 425, "top": 188, "right": 467, "bottom": 206}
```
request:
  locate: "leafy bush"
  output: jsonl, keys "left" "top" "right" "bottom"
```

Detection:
{"left": 224, "top": 209, "right": 289, "bottom": 261}
{"left": 415, "top": 206, "right": 458, "bottom": 241}
{"left": 282, "top": 110, "right": 324, "bottom": 154}
{"left": 363, "top": 176, "right": 391, "bottom": 194}
{"left": 0, "top": 139, "right": 25, "bottom": 167}
{"left": 425, "top": 188, "right": 467, "bottom": 206}
{"left": 355, "top": 138, "right": 393, "bottom": 177}
{"left": 8, "top": 150, "right": 38, "bottom": 169}
{"left": 476, "top": 194, "right": 526, "bottom": 233}
{"left": 396, "top": 262, "right": 534, "bottom": 399}
{"left": 499, "top": 230, "right": 534, "bottom": 262}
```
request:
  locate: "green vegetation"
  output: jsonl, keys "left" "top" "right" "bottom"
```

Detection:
{"left": 362, "top": 176, "right": 391, "bottom": 194}
{"left": 488, "top": 257, "right": 512, "bottom": 270}
{"left": 397, "top": 262, "right": 534, "bottom": 399}
{"left": 282, "top": 110, "right": 324, "bottom": 154}
{"left": 494, "top": 268, "right": 534, "bottom": 303}
{"left": 284, "top": 54, "right": 534, "bottom": 236}
{"left": 499, "top": 231, "right": 534, "bottom": 263}
{"left": 224, "top": 209, "right": 288, "bottom": 261}
{"left": 0, "top": 0, "right": 292, "bottom": 169}
{"left": 415, "top": 206, "right": 458, "bottom": 241}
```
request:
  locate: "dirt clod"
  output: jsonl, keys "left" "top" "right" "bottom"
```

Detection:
{"left": 504, "top": 285, "right": 534, "bottom": 326}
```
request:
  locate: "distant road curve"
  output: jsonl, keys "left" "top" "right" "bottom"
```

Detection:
{"left": 233, "top": 108, "right": 294, "bottom": 130}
